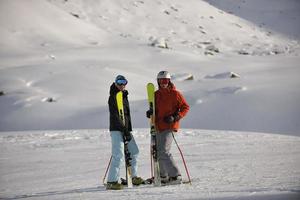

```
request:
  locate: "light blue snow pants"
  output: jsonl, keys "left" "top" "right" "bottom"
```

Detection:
{"left": 107, "top": 131, "right": 139, "bottom": 182}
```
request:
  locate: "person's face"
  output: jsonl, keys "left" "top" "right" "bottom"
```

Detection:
{"left": 115, "top": 79, "right": 127, "bottom": 91}
{"left": 158, "top": 78, "right": 170, "bottom": 88}
{"left": 116, "top": 83, "right": 126, "bottom": 91}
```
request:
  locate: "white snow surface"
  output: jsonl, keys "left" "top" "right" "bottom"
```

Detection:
{"left": 1, "top": 129, "right": 300, "bottom": 200}
{"left": 0, "top": 0, "right": 300, "bottom": 135}
{"left": 0, "top": 0, "right": 300, "bottom": 199}
{"left": 204, "top": 0, "right": 300, "bottom": 40}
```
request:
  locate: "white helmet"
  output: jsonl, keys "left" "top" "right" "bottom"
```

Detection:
{"left": 157, "top": 70, "right": 171, "bottom": 79}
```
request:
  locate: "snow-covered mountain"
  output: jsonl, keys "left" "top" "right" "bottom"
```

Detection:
{"left": 0, "top": 0, "right": 299, "bottom": 135}
{"left": 47, "top": 0, "right": 299, "bottom": 55}
{"left": 204, "top": 0, "right": 300, "bottom": 40}
{"left": 0, "top": 1, "right": 300, "bottom": 199}
{"left": 1, "top": 0, "right": 299, "bottom": 55}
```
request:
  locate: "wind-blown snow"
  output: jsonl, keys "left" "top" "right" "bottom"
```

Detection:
{"left": 0, "top": 0, "right": 300, "bottom": 199}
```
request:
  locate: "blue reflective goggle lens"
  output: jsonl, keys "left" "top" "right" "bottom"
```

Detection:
{"left": 116, "top": 79, "right": 127, "bottom": 85}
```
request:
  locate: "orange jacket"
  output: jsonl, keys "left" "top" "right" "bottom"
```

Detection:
{"left": 155, "top": 82, "right": 189, "bottom": 132}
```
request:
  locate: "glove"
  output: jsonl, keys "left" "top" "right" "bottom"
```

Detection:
{"left": 164, "top": 113, "right": 180, "bottom": 124}
{"left": 123, "top": 129, "right": 132, "bottom": 143}
{"left": 124, "top": 133, "right": 132, "bottom": 143}
{"left": 164, "top": 115, "right": 174, "bottom": 123}
{"left": 173, "top": 113, "right": 180, "bottom": 121}
{"left": 146, "top": 109, "right": 153, "bottom": 118}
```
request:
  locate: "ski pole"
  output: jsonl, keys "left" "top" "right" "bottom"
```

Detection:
{"left": 102, "top": 155, "right": 112, "bottom": 185}
{"left": 150, "top": 146, "right": 153, "bottom": 178}
{"left": 172, "top": 132, "right": 192, "bottom": 184}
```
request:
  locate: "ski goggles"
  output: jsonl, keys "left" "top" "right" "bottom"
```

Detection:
{"left": 158, "top": 78, "right": 170, "bottom": 84}
{"left": 116, "top": 79, "right": 128, "bottom": 86}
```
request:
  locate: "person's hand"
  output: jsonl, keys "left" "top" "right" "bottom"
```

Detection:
{"left": 123, "top": 130, "right": 132, "bottom": 143}
{"left": 146, "top": 109, "right": 153, "bottom": 118}
{"left": 173, "top": 113, "right": 180, "bottom": 121}
{"left": 164, "top": 113, "right": 180, "bottom": 124}
{"left": 121, "top": 125, "right": 127, "bottom": 134}
{"left": 164, "top": 115, "right": 174, "bottom": 123}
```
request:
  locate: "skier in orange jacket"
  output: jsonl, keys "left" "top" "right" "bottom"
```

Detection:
{"left": 147, "top": 70, "right": 189, "bottom": 184}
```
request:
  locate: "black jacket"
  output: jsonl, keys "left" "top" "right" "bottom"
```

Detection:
{"left": 108, "top": 83, "right": 132, "bottom": 132}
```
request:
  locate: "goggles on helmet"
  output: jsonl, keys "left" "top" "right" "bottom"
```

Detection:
{"left": 116, "top": 79, "right": 128, "bottom": 86}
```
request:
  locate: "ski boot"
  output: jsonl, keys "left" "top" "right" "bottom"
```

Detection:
{"left": 106, "top": 182, "right": 124, "bottom": 190}
{"left": 168, "top": 175, "right": 182, "bottom": 185}
{"left": 132, "top": 176, "right": 144, "bottom": 186}
{"left": 160, "top": 176, "right": 169, "bottom": 184}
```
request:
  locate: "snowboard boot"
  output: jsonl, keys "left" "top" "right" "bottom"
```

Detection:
{"left": 106, "top": 182, "right": 124, "bottom": 190}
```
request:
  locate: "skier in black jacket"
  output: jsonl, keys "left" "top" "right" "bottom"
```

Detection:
{"left": 106, "top": 75, "right": 144, "bottom": 190}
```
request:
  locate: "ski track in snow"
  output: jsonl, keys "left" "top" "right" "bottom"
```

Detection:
{"left": 0, "top": 129, "right": 299, "bottom": 200}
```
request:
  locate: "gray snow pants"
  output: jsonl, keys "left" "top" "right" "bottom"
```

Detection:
{"left": 156, "top": 129, "right": 181, "bottom": 178}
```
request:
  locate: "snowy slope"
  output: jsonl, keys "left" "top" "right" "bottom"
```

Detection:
{"left": 48, "top": 0, "right": 299, "bottom": 55}
{"left": 0, "top": 0, "right": 300, "bottom": 135}
{"left": 0, "top": 0, "right": 107, "bottom": 54}
{"left": 0, "top": 0, "right": 300, "bottom": 199}
{"left": 1, "top": 129, "right": 300, "bottom": 200}
{"left": 204, "top": 0, "right": 300, "bottom": 40}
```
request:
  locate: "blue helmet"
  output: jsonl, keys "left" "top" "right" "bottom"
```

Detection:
{"left": 115, "top": 75, "right": 128, "bottom": 85}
